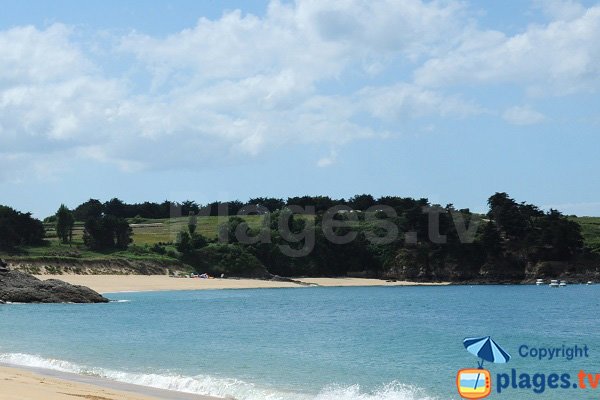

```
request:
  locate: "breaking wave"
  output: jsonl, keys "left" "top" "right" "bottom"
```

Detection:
{"left": 0, "top": 352, "right": 439, "bottom": 400}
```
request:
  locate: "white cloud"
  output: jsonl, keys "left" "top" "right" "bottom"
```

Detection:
{"left": 0, "top": 24, "right": 91, "bottom": 86}
{"left": 359, "top": 83, "right": 483, "bottom": 120}
{"left": 415, "top": 5, "right": 600, "bottom": 94}
{"left": 317, "top": 149, "right": 338, "bottom": 168}
{"left": 120, "top": 0, "right": 466, "bottom": 86}
{"left": 503, "top": 106, "right": 546, "bottom": 125}
{"left": 532, "top": 0, "right": 586, "bottom": 21}
{"left": 2, "top": 1, "right": 598, "bottom": 183}
{"left": 0, "top": 24, "right": 131, "bottom": 181}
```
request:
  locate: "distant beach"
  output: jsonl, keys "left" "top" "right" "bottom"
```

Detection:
{"left": 33, "top": 275, "right": 449, "bottom": 293}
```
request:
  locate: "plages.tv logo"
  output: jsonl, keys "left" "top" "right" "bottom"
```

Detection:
{"left": 456, "top": 336, "right": 511, "bottom": 399}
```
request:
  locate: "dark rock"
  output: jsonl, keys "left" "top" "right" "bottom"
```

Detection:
{"left": 269, "top": 274, "right": 295, "bottom": 282}
{"left": 268, "top": 275, "right": 313, "bottom": 286}
{"left": 0, "top": 271, "right": 109, "bottom": 303}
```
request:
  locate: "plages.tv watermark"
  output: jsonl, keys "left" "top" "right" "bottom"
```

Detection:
{"left": 496, "top": 344, "right": 595, "bottom": 395}
{"left": 169, "top": 202, "right": 482, "bottom": 257}
{"left": 457, "top": 338, "right": 598, "bottom": 398}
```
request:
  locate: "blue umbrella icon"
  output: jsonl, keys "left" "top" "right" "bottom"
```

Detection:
{"left": 463, "top": 336, "right": 511, "bottom": 390}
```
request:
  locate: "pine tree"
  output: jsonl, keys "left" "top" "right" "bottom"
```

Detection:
{"left": 55, "top": 204, "right": 75, "bottom": 245}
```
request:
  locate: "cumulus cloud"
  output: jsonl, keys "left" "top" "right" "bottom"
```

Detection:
{"left": 0, "top": 24, "right": 91, "bottom": 85}
{"left": 503, "top": 106, "right": 546, "bottom": 125}
{"left": 414, "top": 5, "right": 600, "bottom": 94}
{"left": 1, "top": 0, "right": 598, "bottom": 182}
{"left": 0, "top": 24, "right": 130, "bottom": 180}
{"left": 120, "top": 0, "right": 466, "bottom": 85}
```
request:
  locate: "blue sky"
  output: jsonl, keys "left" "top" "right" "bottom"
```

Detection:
{"left": 1, "top": 0, "right": 599, "bottom": 218}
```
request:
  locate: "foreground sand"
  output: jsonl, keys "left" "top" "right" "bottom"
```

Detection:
{"left": 35, "top": 275, "right": 449, "bottom": 293}
{"left": 0, "top": 365, "right": 215, "bottom": 400}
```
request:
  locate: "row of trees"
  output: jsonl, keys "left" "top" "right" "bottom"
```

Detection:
{"left": 64, "top": 194, "right": 407, "bottom": 221}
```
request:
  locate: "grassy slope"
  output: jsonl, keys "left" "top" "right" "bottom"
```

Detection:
{"left": 42, "top": 215, "right": 264, "bottom": 244}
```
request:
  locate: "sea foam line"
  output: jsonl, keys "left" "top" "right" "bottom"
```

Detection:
{"left": 0, "top": 352, "right": 439, "bottom": 400}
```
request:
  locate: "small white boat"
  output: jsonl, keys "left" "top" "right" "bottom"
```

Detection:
{"left": 559, "top": 281, "right": 567, "bottom": 287}
{"left": 587, "top": 281, "right": 593, "bottom": 285}
{"left": 536, "top": 279, "right": 544, "bottom": 286}
{"left": 549, "top": 280, "right": 560, "bottom": 288}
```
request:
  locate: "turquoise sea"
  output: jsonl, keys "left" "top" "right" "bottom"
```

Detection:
{"left": 1, "top": 285, "right": 599, "bottom": 400}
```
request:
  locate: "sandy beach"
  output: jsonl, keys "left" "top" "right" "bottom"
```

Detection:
{"left": 34, "top": 275, "right": 449, "bottom": 293}
{"left": 0, "top": 365, "right": 216, "bottom": 400}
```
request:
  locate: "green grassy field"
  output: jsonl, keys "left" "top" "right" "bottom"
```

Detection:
{"left": 129, "top": 215, "right": 265, "bottom": 245}
{"left": 42, "top": 215, "right": 265, "bottom": 245}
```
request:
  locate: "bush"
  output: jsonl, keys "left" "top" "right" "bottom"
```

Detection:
{"left": 183, "top": 244, "right": 269, "bottom": 278}
{"left": 151, "top": 243, "right": 167, "bottom": 255}
{"left": 166, "top": 249, "right": 178, "bottom": 258}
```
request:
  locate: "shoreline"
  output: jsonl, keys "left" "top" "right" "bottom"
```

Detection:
{"left": 33, "top": 275, "right": 450, "bottom": 294}
{"left": 0, "top": 363, "right": 218, "bottom": 400}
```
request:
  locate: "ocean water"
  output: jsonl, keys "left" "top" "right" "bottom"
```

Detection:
{"left": 1, "top": 285, "right": 599, "bottom": 400}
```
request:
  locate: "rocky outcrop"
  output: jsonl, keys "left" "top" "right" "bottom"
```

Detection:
{"left": 268, "top": 274, "right": 314, "bottom": 286}
{"left": 0, "top": 269, "right": 109, "bottom": 303}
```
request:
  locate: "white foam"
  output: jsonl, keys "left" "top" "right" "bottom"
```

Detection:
{"left": 314, "top": 383, "right": 439, "bottom": 400}
{"left": 0, "top": 353, "right": 439, "bottom": 400}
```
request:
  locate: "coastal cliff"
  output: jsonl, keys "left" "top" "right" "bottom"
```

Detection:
{"left": 4, "top": 257, "right": 182, "bottom": 276}
{"left": 380, "top": 259, "right": 600, "bottom": 284}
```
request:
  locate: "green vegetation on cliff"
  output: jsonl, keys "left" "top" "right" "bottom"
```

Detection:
{"left": 1, "top": 194, "right": 599, "bottom": 281}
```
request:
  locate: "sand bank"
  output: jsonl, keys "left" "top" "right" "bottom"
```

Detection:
{"left": 34, "top": 275, "right": 449, "bottom": 294}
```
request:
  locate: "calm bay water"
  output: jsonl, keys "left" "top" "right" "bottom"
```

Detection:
{"left": 1, "top": 285, "right": 599, "bottom": 400}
